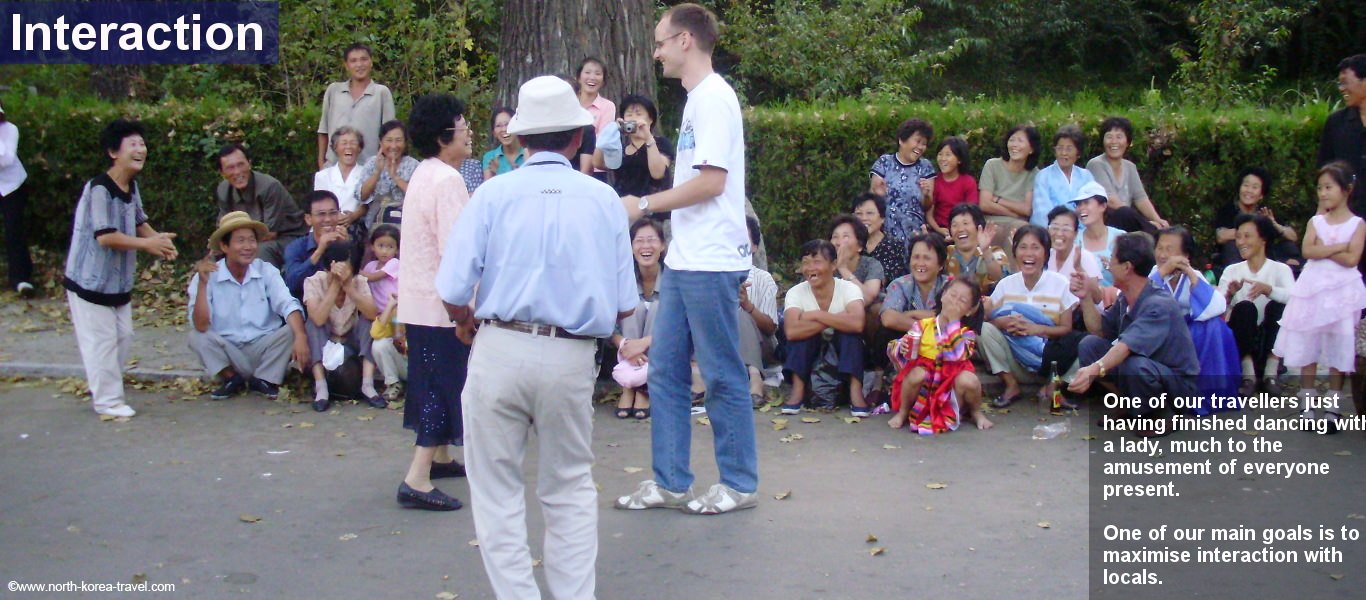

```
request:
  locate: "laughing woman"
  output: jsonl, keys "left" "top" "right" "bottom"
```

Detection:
{"left": 870, "top": 118, "right": 936, "bottom": 240}
{"left": 1085, "top": 116, "right": 1167, "bottom": 234}
{"left": 611, "top": 219, "right": 665, "bottom": 420}
{"left": 979, "top": 225, "right": 1081, "bottom": 408}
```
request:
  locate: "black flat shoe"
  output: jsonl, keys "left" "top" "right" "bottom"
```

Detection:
{"left": 211, "top": 375, "right": 246, "bottom": 400}
{"left": 430, "top": 461, "right": 467, "bottom": 479}
{"left": 247, "top": 378, "right": 279, "bottom": 399}
{"left": 397, "top": 482, "right": 462, "bottom": 511}
{"left": 311, "top": 397, "right": 331, "bottom": 412}
{"left": 364, "top": 393, "right": 387, "bottom": 409}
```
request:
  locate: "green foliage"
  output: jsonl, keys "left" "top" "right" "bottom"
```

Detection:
{"left": 8, "top": 94, "right": 318, "bottom": 258}
{"left": 721, "top": 0, "right": 975, "bottom": 104}
{"left": 744, "top": 98, "right": 1331, "bottom": 266}
{"left": 1171, "top": 0, "right": 1319, "bottom": 105}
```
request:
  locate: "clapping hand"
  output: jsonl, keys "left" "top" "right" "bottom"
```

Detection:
{"left": 147, "top": 232, "right": 178, "bottom": 260}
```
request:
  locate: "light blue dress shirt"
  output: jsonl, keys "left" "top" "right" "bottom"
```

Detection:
{"left": 435, "top": 152, "right": 638, "bottom": 338}
{"left": 1030, "top": 163, "right": 1096, "bottom": 228}
{"left": 188, "top": 258, "right": 302, "bottom": 344}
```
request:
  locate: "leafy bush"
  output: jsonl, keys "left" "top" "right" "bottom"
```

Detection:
{"left": 5, "top": 93, "right": 1335, "bottom": 275}
{"left": 744, "top": 98, "right": 1331, "bottom": 266}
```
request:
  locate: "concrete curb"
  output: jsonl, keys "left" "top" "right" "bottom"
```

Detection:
{"left": 0, "top": 361, "right": 205, "bottom": 382}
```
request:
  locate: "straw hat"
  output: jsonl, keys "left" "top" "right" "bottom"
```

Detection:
{"left": 209, "top": 211, "right": 269, "bottom": 249}
{"left": 505, "top": 76, "right": 593, "bottom": 136}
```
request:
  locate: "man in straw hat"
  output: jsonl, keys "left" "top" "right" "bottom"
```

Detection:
{"left": 616, "top": 2, "right": 760, "bottom": 516}
{"left": 188, "top": 211, "right": 310, "bottom": 401}
{"left": 436, "top": 75, "right": 636, "bottom": 600}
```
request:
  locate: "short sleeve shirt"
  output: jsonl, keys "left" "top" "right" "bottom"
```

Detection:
{"left": 882, "top": 274, "right": 948, "bottom": 315}
{"left": 364, "top": 258, "right": 400, "bottom": 313}
{"left": 865, "top": 235, "right": 908, "bottom": 284}
{"left": 989, "top": 271, "right": 1079, "bottom": 322}
{"left": 1101, "top": 282, "right": 1199, "bottom": 376}
{"left": 63, "top": 173, "right": 148, "bottom": 306}
{"left": 318, "top": 80, "right": 396, "bottom": 166}
{"left": 1086, "top": 156, "right": 1148, "bottom": 207}
{"left": 930, "top": 174, "right": 979, "bottom": 228}
{"left": 785, "top": 278, "right": 864, "bottom": 313}
{"left": 668, "top": 73, "right": 751, "bottom": 272}
{"left": 303, "top": 272, "right": 373, "bottom": 337}
{"left": 870, "top": 153, "right": 935, "bottom": 240}
{"left": 978, "top": 158, "right": 1037, "bottom": 204}
{"left": 612, "top": 135, "right": 676, "bottom": 197}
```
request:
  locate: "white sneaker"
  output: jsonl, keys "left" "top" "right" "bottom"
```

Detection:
{"left": 95, "top": 403, "right": 136, "bottom": 418}
{"left": 682, "top": 483, "right": 758, "bottom": 515}
{"left": 614, "top": 480, "right": 692, "bottom": 510}
{"left": 16, "top": 282, "right": 35, "bottom": 298}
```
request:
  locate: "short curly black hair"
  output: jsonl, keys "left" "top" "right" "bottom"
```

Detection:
{"left": 896, "top": 118, "right": 934, "bottom": 144}
{"left": 828, "top": 213, "right": 869, "bottom": 249}
{"left": 100, "top": 119, "right": 147, "bottom": 165}
{"left": 408, "top": 94, "right": 467, "bottom": 158}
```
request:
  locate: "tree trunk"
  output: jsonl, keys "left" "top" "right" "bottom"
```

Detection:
{"left": 496, "top": 0, "right": 657, "bottom": 111}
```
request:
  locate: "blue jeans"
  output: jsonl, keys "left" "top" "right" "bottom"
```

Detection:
{"left": 649, "top": 268, "right": 758, "bottom": 494}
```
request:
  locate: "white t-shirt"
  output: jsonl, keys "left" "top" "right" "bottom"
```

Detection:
{"left": 785, "top": 278, "right": 864, "bottom": 314}
{"left": 666, "top": 73, "right": 750, "bottom": 272}
{"left": 989, "top": 271, "right": 1079, "bottom": 322}
{"left": 1216, "top": 259, "right": 1294, "bottom": 323}
{"left": 314, "top": 164, "right": 363, "bottom": 214}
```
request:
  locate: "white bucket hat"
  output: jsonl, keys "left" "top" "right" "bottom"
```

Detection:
{"left": 1069, "top": 181, "right": 1109, "bottom": 205}
{"left": 505, "top": 76, "right": 593, "bottom": 136}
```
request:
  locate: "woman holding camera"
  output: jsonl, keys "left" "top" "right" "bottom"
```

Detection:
{"left": 610, "top": 94, "right": 674, "bottom": 197}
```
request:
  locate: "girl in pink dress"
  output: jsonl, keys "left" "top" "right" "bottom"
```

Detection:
{"left": 1273, "top": 162, "right": 1366, "bottom": 431}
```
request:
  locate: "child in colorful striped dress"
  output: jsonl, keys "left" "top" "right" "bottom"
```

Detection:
{"left": 886, "top": 277, "right": 994, "bottom": 434}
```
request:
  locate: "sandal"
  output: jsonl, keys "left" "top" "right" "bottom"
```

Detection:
{"left": 633, "top": 407, "right": 651, "bottom": 420}
{"left": 991, "top": 392, "right": 1021, "bottom": 409}
{"left": 615, "top": 402, "right": 633, "bottom": 419}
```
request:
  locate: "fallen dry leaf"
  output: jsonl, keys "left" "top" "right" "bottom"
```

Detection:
{"left": 338, "top": 533, "right": 357, "bottom": 541}
{"left": 623, "top": 467, "right": 644, "bottom": 474}
{"left": 869, "top": 547, "right": 885, "bottom": 556}
{"left": 1333, "top": 450, "right": 1352, "bottom": 456}
{"left": 357, "top": 415, "right": 375, "bottom": 421}
{"left": 771, "top": 417, "right": 789, "bottom": 431}
{"left": 436, "top": 592, "right": 458, "bottom": 600}
{"left": 801, "top": 417, "right": 821, "bottom": 424}
{"left": 468, "top": 539, "right": 480, "bottom": 547}
{"left": 865, "top": 534, "right": 878, "bottom": 543}
{"left": 773, "top": 490, "right": 792, "bottom": 500}
{"left": 1038, "top": 521, "right": 1051, "bottom": 529}
{"left": 532, "top": 558, "right": 542, "bottom": 567}
{"left": 299, "top": 421, "right": 315, "bottom": 428}
{"left": 926, "top": 482, "right": 947, "bottom": 490}
{"left": 99, "top": 414, "right": 115, "bottom": 422}
{"left": 843, "top": 417, "right": 861, "bottom": 424}
{"left": 1330, "top": 574, "right": 1344, "bottom": 581}
{"left": 882, "top": 444, "right": 901, "bottom": 450}
{"left": 696, "top": 416, "right": 711, "bottom": 426}
{"left": 758, "top": 405, "right": 772, "bottom": 413}
{"left": 1081, "top": 435, "right": 1097, "bottom": 441}
{"left": 239, "top": 514, "right": 262, "bottom": 523}
{"left": 1243, "top": 431, "right": 1259, "bottom": 436}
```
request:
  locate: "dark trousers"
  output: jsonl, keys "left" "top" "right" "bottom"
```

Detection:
{"left": 1228, "top": 300, "right": 1283, "bottom": 379}
{"left": 1, "top": 184, "right": 33, "bottom": 286}
{"left": 1041, "top": 330, "right": 1089, "bottom": 377}
{"left": 1079, "top": 335, "right": 1193, "bottom": 417}
{"left": 1104, "top": 206, "right": 1157, "bottom": 236}
{"left": 784, "top": 331, "right": 865, "bottom": 386}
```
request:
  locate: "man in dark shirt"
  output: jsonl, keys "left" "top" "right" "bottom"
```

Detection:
{"left": 282, "top": 191, "right": 352, "bottom": 298}
{"left": 1070, "top": 233, "right": 1198, "bottom": 434}
{"left": 1319, "top": 54, "right": 1366, "bottom": 213}
{"left": 1319, "top": 54, "right": 1366, "bottom": 421}
{"left": 215, "top": 143, "right": 306, "bottom": 267}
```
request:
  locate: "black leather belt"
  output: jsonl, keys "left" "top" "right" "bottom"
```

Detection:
{"left": 484, "top": 319, "right": 594, "bottom": 341}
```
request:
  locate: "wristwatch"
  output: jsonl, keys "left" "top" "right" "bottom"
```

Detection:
{"left": 638, "top": 195, "right": 652, "bottom": 215}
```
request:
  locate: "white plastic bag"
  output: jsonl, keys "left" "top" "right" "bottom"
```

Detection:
{"left": 322, "top": 340, "right": 345, "bottom": 371}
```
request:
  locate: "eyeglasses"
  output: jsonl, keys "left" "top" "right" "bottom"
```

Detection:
{"left": 1046, "top": 225, "right": 1074, "bottom": 234}
{"left": 311, "top": 209, "right": 341, "bottom": 218}
{"left": 654, "top": 31, "right": 685, "bottom": 50}
{"left": 445, "top": 126, "right": 472, "bottom": 135}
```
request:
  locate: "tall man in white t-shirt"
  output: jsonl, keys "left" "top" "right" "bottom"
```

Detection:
{"left": 616, "top": 3, "right": 759, "bottom": 515}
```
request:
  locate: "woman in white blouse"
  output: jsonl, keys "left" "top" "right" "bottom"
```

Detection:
{"left": 315, "top": 126, "right": 366, "bottom": 228}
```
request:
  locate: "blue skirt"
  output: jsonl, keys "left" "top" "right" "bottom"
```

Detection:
{"left": 1191, "top": 318, "right": 1242, "bottom": 415}
{"left": 402, "top": 324, "right": 470, "bottom": 447}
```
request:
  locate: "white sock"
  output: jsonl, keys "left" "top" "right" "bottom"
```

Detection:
{"left": 1241, "top": 357, "right": 1255, "bottom": 380}
{"left": 1265, "top": 357, "right": 1281, "bottom": 379}
{"left": 315, "top": 379, "right": 329, "bottom": 401}
{"left": 1298, "top": 388, "right": 1315, "bottom": 417}
{"left": 361, "top": 379, "right": 378, "bottom": 397}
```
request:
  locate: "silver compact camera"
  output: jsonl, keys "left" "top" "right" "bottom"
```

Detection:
{"left": 622, "top": 120, "right": 638, "bottom": 134}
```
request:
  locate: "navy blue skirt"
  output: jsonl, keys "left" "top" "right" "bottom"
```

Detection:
{"left": 402, "top": 324, "right": 470, "bottom": 447}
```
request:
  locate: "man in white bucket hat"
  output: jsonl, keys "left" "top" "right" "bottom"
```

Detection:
{"left": 436, "top": 75, "right": 636, "bottom": 600}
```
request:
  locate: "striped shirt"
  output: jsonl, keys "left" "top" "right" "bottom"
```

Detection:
{"left": 63, "top": 173, "right": 147, "bottom": 306}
